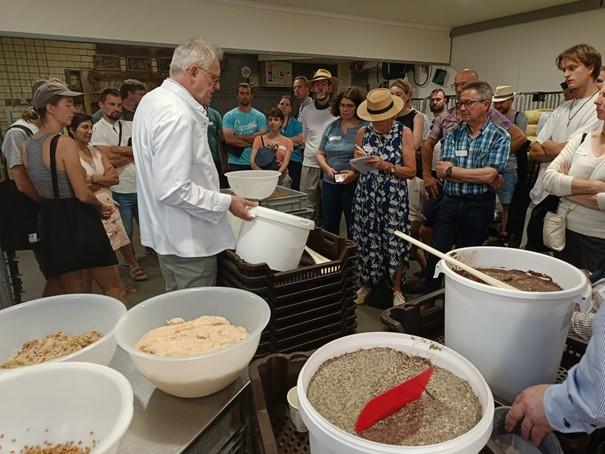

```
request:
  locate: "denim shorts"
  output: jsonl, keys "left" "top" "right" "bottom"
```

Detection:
{"left": 497, "top": 169, "right": 518, "bottom": 205}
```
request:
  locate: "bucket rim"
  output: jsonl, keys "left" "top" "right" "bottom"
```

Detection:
{"left": 438, "top": 246, "right": 589, "bottom": 300}
{"left": 297, "top": 332, "right": 494, "bottom": 453}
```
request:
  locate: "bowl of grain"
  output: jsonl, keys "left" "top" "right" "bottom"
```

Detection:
{"left": 0, "top": 361, "right": 133, "bottom": 454}
{"left": 0, "top": 294, "right": 126, "bottom": 373}
{"left": 114, "top": 287, "right": 270, "bottom": 398}
{"left": 297, "top": 332, "right": 494, "bottom": 454}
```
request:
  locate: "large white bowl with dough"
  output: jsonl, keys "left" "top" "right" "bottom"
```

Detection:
{"left": 0, "top": 362, "right": 133, "bottom": 454}
{"left": 0, "top": 294, "right": 126, "bottom": 373}
{"left": 114, "top": 287, "right": 271, "bottom": 398}
{"left": 225, "top": 169, "right": 281, "bottom": 199}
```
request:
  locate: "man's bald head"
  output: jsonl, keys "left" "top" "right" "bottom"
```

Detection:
{"left": 454, "top": 69, "right": 479, "bottom": 98}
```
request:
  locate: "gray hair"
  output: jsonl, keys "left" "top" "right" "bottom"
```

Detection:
{"left": 169, "top": 38, "right": 223, "bottom": 77}
{"left": 461, "top": 81, "right": 493, "bottom": 102}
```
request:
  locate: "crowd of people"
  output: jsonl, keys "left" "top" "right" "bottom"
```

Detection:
{"left": 1, "top": 37, "right": 605, "bottom": 447}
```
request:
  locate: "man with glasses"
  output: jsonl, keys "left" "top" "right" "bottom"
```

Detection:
{"left": 132, "top": 38, "right": 256, "bottom": 290}
{"left": 223, "top": 83, "right": 267, "bottom": 172}
{"left": 422, "top": 69, "right": 526, "bottom": 199}
{"left": 424, "top": 82, "right": 511, "bottom": 292}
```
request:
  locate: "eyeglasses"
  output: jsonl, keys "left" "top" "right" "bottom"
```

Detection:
{"left": 197, "top": 66, "right": 221, "bottom": 86}
{"left": 455, "top": 99, "right": 485, "bottom": 109}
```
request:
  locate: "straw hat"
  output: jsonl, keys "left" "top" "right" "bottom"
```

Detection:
{"left": 307, "top": 68, "right": 337, "bottom": 86}
{"left": 492, "top": 85, "right": 515, "bottom": 103}
{"left": 357, "top": 88, "right": 404, "bottom": 122}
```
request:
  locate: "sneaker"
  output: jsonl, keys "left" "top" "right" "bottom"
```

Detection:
{"left": 356, "top": 286, "right": 369, "bottom": 305}
{"left": 393, "top": 291, "right": 406, "bottom": 306}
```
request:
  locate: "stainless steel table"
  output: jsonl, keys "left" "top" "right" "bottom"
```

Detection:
{"left": 111, "top": 349, "right": 251, "bottom": 453}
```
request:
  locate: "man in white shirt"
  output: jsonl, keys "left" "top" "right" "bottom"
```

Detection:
{"left": 523, "top": 44, "right": 603, "bottom": 251}
{"left": 91, "top": 88, "right": 138, "bottom": 241}
{"left": 293, "top": 75, "right": 312, "bottom": 119}
{"left": 132, "top": 38, "right": 256, "bottom": 290}
{"left": 299, "top": 69, "right": 337, "bottom": 222}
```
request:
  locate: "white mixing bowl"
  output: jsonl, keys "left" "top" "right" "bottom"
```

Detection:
{"left": 115, "top": 287, "right": 271, "bottom": 398}
{"left": 0, "top": 294, "right": 126, "bottom": 373}
{"left": 0, "top": 362, "right": 133, "bottom": 454}
{"left": 225, "top": 170, "right": 281, "bottom": 199}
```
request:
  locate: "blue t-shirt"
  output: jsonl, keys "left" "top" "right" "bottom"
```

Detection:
{"left": 319, "top": 118, "right": 368, "bottom": 184}
{"left": 281, "top": 117, "right": 303, "bottom": 163}
{"left": 223, "top": 108, "right": 267, "bottom": 165}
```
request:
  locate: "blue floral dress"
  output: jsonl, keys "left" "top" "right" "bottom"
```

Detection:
{"left": 352, "top": 122, "right": 411, "bottom": 287}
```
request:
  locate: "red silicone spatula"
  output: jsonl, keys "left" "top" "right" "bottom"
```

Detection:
{"left": 355, "top": 366, "right": 434, "bottom": 432}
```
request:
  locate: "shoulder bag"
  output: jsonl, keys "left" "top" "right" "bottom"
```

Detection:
{"left": 254, "top": 136, "right": 278, "bottom": 170}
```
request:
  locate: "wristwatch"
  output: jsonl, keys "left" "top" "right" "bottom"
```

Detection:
{"left": 445, "top": 166, "right": 453, "bottom": 179}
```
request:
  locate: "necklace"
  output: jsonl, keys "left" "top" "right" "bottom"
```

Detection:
{"left": 567, "top": 90, "right": 599, "bottom": 127}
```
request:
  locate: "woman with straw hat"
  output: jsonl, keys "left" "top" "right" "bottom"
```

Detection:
{"left": 352, "top": 88, "right": 416, "bottom": 307}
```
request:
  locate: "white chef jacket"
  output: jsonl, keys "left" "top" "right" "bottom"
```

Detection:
{"left": 132, "top": 78, "right": 234, "bottom": 257}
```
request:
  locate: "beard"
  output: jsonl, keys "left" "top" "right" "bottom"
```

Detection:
{"left": 430, "top": 105, "right": 444, "bottom": 114}
{"left": 109, "top": 111, "right": 121, "bottom": 120}
{"left": 239, "top": 99, "right": 251, "bottom": 107}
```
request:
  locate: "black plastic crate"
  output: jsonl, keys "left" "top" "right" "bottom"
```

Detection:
{"left": 219, "top": 264, "right": 358, "bottom": 315}
{"left": 218, "top": 228, "right": 357, "bottom": 290}
{"left": 269, "top": 291, "right": 356, "bottom": 327}
{"left": 218, "top": 254, "right": 358, "bottom": 296}
{"left": 255, "top": 322, "right": 357, "bottom": 358}
{"left": 265, "top": 305, "right": 356, "bottom": 339}
{"left": 249, "top": 352, "right": 310, "bottom": 454}
{"left": 262, "top": 314, "right": 357, "bottom": 345}
{"left": 381, "top": 289, "right": 444, "bottom": 340}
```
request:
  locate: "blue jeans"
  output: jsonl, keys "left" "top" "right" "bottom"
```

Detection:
{"left": 425, "top": 192, "right": 496, "bottom": 292}
{"left": 112, "top": 192, "right": 138, "bottom": 238}
{"left": 321, "top": 180, "right": 356, "bottom": 237}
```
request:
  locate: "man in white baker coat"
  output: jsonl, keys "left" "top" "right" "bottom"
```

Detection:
{"left": 133, "top": 38, "right": 256, "bottom": 291}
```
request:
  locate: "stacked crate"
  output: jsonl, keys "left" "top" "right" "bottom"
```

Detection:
{"left": 218, "top": 228, "right": 358, "bottom": 356}
{"left": 221, "top": 186, "right": 313, "bottom": 219}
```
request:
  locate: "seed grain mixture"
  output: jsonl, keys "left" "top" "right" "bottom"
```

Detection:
{"left": 1, "top": 331, "right": 103, "bottom": 369}
{"left": 307, "top": 347, "right": 482, "bottom": 445}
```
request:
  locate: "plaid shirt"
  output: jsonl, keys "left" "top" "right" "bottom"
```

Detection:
{"left": 429, "top": 105, "right": 513, "bottom": 142}
{"left": 441, "top": 120, "right": 511, "bottom": 196}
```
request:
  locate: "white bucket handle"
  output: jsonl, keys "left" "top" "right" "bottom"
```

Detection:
{"left": 434, "top": 260, "right": 444, "bottom": 279}
{"left": 574, "top": 275, "right": 592, "bottom": 313}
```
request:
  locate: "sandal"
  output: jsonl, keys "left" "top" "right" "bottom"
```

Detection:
{"left": 393, "top": 291, "right": 406, "bottom": 306}
{"left": 129, "top": 266, "right": 148, "bottom": 281}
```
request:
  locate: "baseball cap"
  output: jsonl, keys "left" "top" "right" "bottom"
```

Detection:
{"left": 32, "top": 82, "right": 82, "bottom": 110}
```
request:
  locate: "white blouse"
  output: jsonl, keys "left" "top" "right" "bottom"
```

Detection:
{"left": 543, "top": 132, "right": 605, "bottom": 239}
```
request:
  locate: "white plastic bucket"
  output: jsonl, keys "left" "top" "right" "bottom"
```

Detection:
{"left": 297, "top": 332, "right": 494, "bottom": 454}
{"left": 236, "top": 206, "right": 315, "bottom": 271}
{"left": 435, "top": 246, "right": 591, "bottom": 403}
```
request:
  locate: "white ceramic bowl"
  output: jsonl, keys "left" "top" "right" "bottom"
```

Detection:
{"left": 0, "top": 294, "right": 126, "bottom": 373}
{"left": 0, "top": 362, "right": 133, "bottom": 454}
{"left": 115, "top": 287, "right": 271, "bottom": 398}
{"left": 225, "top": 170, "right": 281, "bottom": 199}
